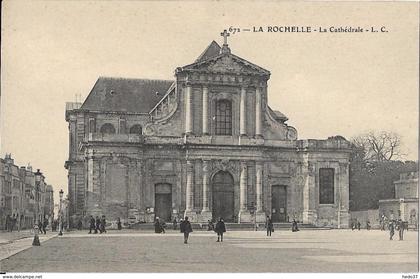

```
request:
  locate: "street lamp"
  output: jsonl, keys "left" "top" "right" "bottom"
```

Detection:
{"left": 58, "top": 189, "right": 64, "bottom": 236}
{"left": 32, "top": 169, "right": 42, "bottom": 246}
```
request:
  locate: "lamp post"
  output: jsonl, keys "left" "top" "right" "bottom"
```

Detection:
{"left": 32, "top": 169, "right": 42, "bottom": 246}
{"left": 58, "top": 189, "right": 63, "bottom": 236}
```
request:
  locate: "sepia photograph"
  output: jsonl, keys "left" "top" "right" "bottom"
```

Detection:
{"left": 0, "top": 0, "right": 418, "bottom": 277}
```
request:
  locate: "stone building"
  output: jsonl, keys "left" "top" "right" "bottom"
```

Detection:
{"left": 0, "top": 154, "right": 53, "bottom": 230}
{"left": 379, "top": 171, "right": 418, "bottom": 228}
{"left": 65, "top": 34, "right": 352, "bottom": 227}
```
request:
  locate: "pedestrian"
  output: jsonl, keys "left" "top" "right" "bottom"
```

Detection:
{"left": 117, "top": 217, "right": 122, "bottom": 230}
{"left": 265, "top": 216, "right": 273, "bottom": 236}
{"left": 95, "top": 216, "right": 100, "bottom": 234}
{"left": 207, "top": 219, "right": 214, "bottom": 231}
{"left": 38, "top": 220, "right": 45, "bottom": 234}
{"left": 161, "top": 221, "right": 166, "bottom": 233}
{"left": 397, "top": 219, "right": 404, "bottom": 240}
{"left": 366, "top": 220, "right": 371, "bottom": 230}
{"left": 357, "top": 221, "right": 361, "bottom": 231}
{"left": 154, "top": 217, "right": 162, "bottom": 233}
{"left": 215, "top": 218, "right": 226, "bottom": 242}
{"left": 389, "top": 221, "right": 395, "bottom": 240}
{"left": 292, "top": 219, "right": 299, "bottom": 232}
{"left": 180, "top": 216, "right": 193, "bottom": 244}
{"left": 89, "top": 216, "right": 95, "bottom": 234}
{"left": 43, "top": 218, "right": 48, "bottom": 234}
{"left": 77, "top": 219, "right": 83, "bottom": 230}
{"left": 173, "top": 217, "right": 178, "bottom": 230}
{"left": 179, "top": 218, "right": 184, "bottom": 233}
{"left": 100, "top": 215, "right": 107, "bottom": 233}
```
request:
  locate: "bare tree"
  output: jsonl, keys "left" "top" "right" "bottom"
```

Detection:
{"left": 351, "top": 131, "right": 404, "bottom": 162}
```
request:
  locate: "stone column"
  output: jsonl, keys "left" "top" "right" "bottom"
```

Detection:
{"left": 185, "top": 84, "right": 193, "bottom": 134}
{"left": 255, "top": 162, "right": 263, "bottom": 212}
{"left": 338, "top": 162, "right": 350, "bottom": 228}
{"left": 302, "top": 161, "right": 317, "bottom": 225}
{"left": 240, "top": 87, "right": 247, "bottom": 136}
{"left": 201, "top": 160, "right": 212, "bottom": 221}
{"left": 185, "top": 160, "right": 194, "bottom": 212}
{"left": 202, "top": 160, "right": 210, "bottom": 212}
{"left": 202, "top": 86, "right": 209, "bottom": 135}
{"left": 240, "top": 162, "right": 248, "bottom": 210}
{"left": 255, "top": 87, "right": 262, "bottom": 137}
{"left": 239, "top": 161, "right": 252, "bottom": 223}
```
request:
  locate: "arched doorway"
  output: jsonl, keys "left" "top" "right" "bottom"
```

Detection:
{"left": 155, "top": 183, "right": 172, "bottom": 222}
{"left": 212, "top": 171, "right": 234, "bottom": 222}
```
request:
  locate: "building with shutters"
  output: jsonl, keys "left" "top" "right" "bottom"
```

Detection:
{"left": 65, "top": 33, "right": 352, "bottom": 227}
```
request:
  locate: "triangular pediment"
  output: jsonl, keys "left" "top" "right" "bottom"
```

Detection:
{"left": 180, "top": 53, "right": 270, "bottom": 76}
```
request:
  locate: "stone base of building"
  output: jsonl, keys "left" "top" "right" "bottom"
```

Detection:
{"left": 303, "top": 210, "right": 317, "bottom": 225}
{"left": 184, "top": 210, "right": 198, "bottom": 222}
{"left": 199, "top": 210, "right": 213, "bottom": 222}
{"left": 338, "top": 210, "right": 350, "bottom": 228}
{"left": 238, "top": 210, "right": 252, "bottom": 223}
{"left": 255, "top": 212, "right": 266, "bottom": 223}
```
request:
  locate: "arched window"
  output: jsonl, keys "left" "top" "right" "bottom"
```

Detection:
{"left": 129, "top": 124, "right": 142, "bottom": 134}
{"left": 215, "top": 100, "right": 232, "bottom": 135}
{"left": 100, "top": 123, "right": 116, "bottom": 134}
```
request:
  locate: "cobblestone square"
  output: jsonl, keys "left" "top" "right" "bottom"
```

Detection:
{"left": 0, "top": 229, "right": 417, "bottom": 273}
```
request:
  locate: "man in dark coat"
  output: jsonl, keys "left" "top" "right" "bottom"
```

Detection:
{"left": 117, "top": 217, "right": 122, "bottom": 230}
{"left": 265, "top": 216, "right": 273, "bottom": 236}
{"left": 292, "top": 219, "right": 299, "bottom": 232}
{"left": 389, "top": 221, "right": 395, "bottom": 240}
{"left": 366, "top": 221, "right": 371, "bottom": 230}
{"left": 357, "top": 221, "right": 361, "bottom": 230}
{"left": 154, "top": 217, "right": 162, "bottom": 233}
{"left": 43, "top": 218, "right": 48, "bottom": 234}
{"left": 180, "top": 216, "right": 193, "bottom": 244}
{"left": 215, "top": 218, "right": 226, "bottom": 242}
{"left": 100, "top": 215, "right": 107, "bottom": 233}
{"left": 89, "top": 216, "right": 95, "bottom": 234}
{"left": 95, "top": 216, "right": 100, "bottom": 234}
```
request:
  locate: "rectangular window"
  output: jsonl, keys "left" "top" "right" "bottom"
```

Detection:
{"left": 319, "top": 168, "right": 334, "bottom": 204}
{"left": 119, "top": 119, "right": 126, "bottom": 134}
{"left": 215, "top": 100, "right": 232, "bottom": 135}
{"left": 89, "top": 118, "right": 96, "bottom": 133}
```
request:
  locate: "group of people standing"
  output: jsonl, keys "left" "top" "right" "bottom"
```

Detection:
{"left": 388, "top": 219, "right": 406, "bottom": 241}
{"left": 88, "top": 215, "right": 107, "bottom": 234}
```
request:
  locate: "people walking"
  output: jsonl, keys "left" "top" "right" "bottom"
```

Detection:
{"left": 154, "top": 217, "right": 162, "bottom": 233}
{"left": 100, "top": 215, "right": 107, "bottom": 233}
{"left": 95, "top": 216, "right": 100, "bottom": 234}
{"left": 180, "top": 216, "right": 193, "bottom": 244}
{"left": 215, "top": 218, "right": 226, "bottom": 242}
{"left": 366, "top": 220, "right": 371, "bottom": 231}
{"left": 389, "top": 220, "right": 395, "bottom": 240}
{"left": 265, "top": 216, "right": 273, "bottom": 236}
{"left": 89, "top": 216, "right": 95, "bottom": 234}
{"left": 117, "top": 217, "right": 122, "bottom": 230}
{"left": 292, "top": 219, "right": 299, "bottom": 232}
{"left": 397, "top": 219, "right": 404, "bottom": 240}
{"left": 357, "top": 221, "right": 361, "bottom": 231}
{"left": 173, "top": 217, "right": 178, "bottom": 230}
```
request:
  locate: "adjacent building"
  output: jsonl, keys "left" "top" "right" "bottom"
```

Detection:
{"left": 65, "top": 35, "right": 352, "bottom": 227}
{"left": 379, "top": 171, "right": 418, "bottom": 228}
{"left": 0, "top": 154, "right": 54, "bottom": 230}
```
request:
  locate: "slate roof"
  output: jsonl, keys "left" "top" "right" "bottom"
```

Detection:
{"left": 80, "top": 77, "right": 174, "bottom": 113}
{"left": 195, "top": 41, "right": 221, "bottom": 63}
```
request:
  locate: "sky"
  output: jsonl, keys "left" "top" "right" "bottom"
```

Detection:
{"left": 1, "top": 1, "right": 418, "bottom": 203}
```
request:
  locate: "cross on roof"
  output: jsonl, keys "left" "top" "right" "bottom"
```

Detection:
{"left": 220, "top": 29, "right": 230, "bottom": 45}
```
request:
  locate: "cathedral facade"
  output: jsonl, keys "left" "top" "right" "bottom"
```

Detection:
{"left": 65, "top": 35, "right": 352, "bottom": 227}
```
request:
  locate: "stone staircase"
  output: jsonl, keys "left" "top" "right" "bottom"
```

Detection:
{"left": 129, "top": 222, "right": 326, "bottom": 231}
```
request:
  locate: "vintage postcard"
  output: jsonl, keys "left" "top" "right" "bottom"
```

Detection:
{"left": 0, "top": 1, "right": 418, "bottom": 277}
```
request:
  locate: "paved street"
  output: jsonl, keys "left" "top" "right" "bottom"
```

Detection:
{"left": 0, "top": 229, "right": 417, "bottom": 273}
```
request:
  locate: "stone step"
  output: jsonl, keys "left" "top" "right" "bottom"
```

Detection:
{"left": 128, "top": 222, "right": 326, "bottom": 231}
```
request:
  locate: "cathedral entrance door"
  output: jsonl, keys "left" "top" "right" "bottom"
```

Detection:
{"left": 212, "top": 171, "right": 234, "bottom": 222}
{"left": 271, "top": 185, "right": 287, "bottom": 222}
{"left": 155, "top": 183, "right": 172, "bottom": 222}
